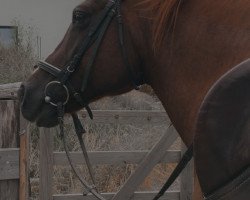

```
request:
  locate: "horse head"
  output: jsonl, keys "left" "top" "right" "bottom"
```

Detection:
{"left": 20, "top": 0, "right": 147, "bottom": 127}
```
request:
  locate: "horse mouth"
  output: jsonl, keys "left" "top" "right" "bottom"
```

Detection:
{"left": 21, "top": 104, "right": 59, "bottom": 128}
{"left": 36, "top": 106, "right": 59, "bottom": 127}
{"left": 36, "top": 115, "right": 59, "bottom": 127}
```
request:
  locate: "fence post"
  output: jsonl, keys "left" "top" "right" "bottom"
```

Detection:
{"left": 0, "top": 100, "right": 20, "bottom": 200}
{"left": 39, "top": 128, "right": 54, "bottom": 200}
{"left": 19, "top": 114, "right": 30, "bottom": 200}
{"left": 180, "top": 143, "right": 194, "bottom": 200}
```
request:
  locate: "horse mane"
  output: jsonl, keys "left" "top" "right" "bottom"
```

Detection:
{"left": 139, "top": 0, "right": 183, "bottom": 50}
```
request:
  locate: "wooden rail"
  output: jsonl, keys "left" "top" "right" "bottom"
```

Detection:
{"left": 53, "top": 191, "right": 180, "bottom": 200}
{"left": 0, "top": 148, "right": 20, "bottom": 180}
{"left": 75, "top": 110, "right": 170, "bottom": 125}
{"left": 0, "top": 82, "right": 21, "bottom": 99}
{"left": 53, "top": 150, "right": 181, "bottom": 165}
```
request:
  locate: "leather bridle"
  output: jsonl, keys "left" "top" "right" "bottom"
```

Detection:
{"left": 37, "top": 0, "right": 141, "bottom": 113}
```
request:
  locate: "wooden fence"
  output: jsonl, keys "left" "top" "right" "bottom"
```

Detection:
{"left": 0, "top": 82, "right": 29, "bottom": 200}
{"left": 0, "top": 82, "right": 193, "bottom": 200}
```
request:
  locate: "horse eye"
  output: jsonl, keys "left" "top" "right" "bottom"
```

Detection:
{"left": 72, "top": 10, "right": 89, "bottom": 23}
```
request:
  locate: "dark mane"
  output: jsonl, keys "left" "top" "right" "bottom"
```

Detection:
{"left": 140, "top": 0, "right": 183, "bottom": 50}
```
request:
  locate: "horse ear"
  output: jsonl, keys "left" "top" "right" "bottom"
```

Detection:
{"left": 194, "top": 59, "right": 250, "bottom": 198}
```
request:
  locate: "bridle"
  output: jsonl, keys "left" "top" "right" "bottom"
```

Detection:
{"left": 36, "top": 0, "right": 193, "bottom": 199}
{"left": 38, "top": 0, "right": 142, "bottom": 113}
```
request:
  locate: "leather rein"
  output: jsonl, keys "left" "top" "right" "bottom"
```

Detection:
{"left": 36, "top": 0, "right": 193, "bottom": 199}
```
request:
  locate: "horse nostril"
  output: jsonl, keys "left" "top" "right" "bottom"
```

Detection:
{"left": 18, "top": 84, "right": 25, "bottom": 102}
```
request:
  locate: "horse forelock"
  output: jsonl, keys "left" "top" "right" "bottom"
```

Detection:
{"left": 138, "top": 0, "right": 183, "bottom": 50}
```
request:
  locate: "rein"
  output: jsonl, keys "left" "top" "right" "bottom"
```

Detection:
{"left": 57, "top": 104, "right": 104, "bottom": 199}
{"left": 37, "top": 0, "right": 193, "bottom": 199}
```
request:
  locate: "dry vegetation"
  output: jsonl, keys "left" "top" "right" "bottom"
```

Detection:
{"left": 0, "top": 23, "right": 180, "bottom": 199}
{"left": 0, "top": 22, "right": 37, "bottom": 84}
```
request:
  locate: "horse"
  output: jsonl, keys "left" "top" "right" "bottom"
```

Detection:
{"left": 19, "top": 0, "right": 250, "bottom": 199}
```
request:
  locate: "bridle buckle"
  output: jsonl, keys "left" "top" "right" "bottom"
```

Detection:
{"left": 67, "top": 66, "right": 75, "bottom": 73}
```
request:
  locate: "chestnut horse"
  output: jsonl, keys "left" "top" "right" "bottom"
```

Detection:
{"left": 20, "top": 0, "right": 250, "bottom": 199}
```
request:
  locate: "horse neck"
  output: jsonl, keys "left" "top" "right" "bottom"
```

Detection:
{"left": 139, "top": 0, "right": 250, "bottom": 146}
{"left": 131, "top": 6, "right": 197, "bottom": 145}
